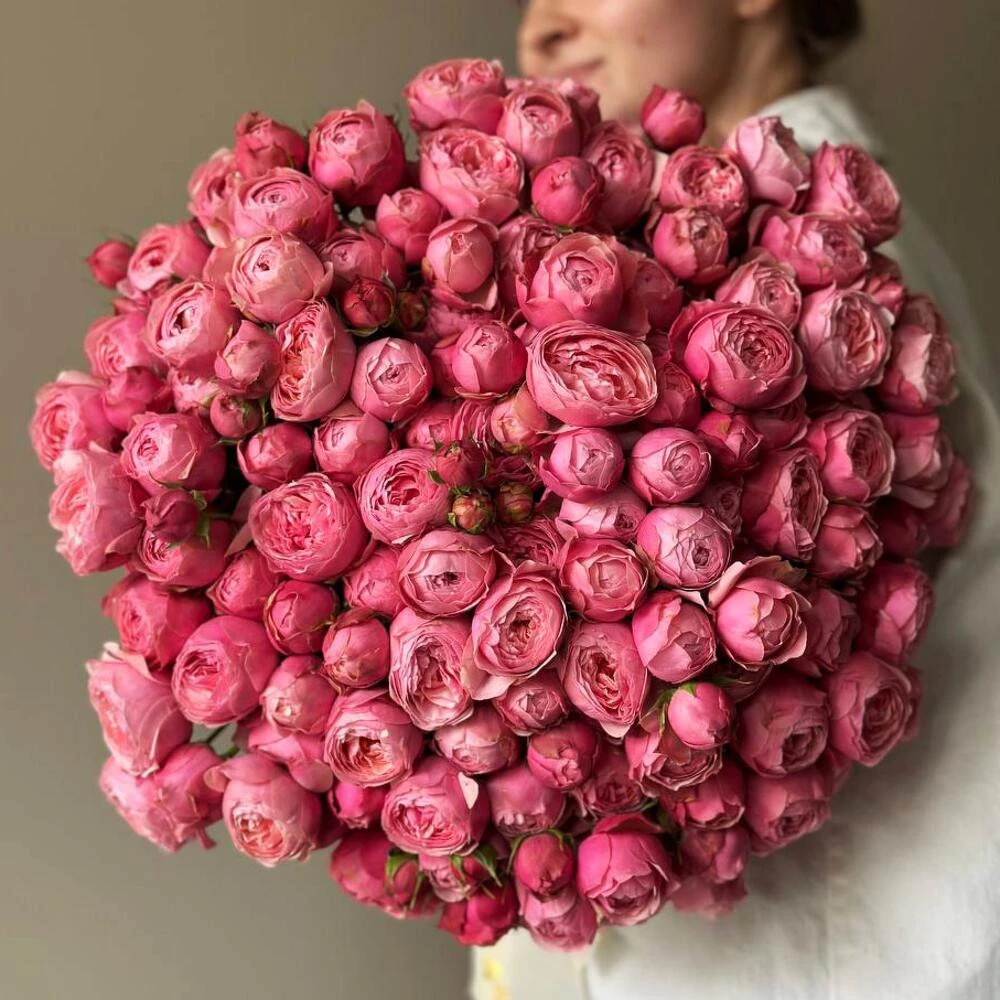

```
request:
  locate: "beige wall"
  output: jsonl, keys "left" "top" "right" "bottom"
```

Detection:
{"left": 0, "top": 3, "right": 995, "bottom": 999}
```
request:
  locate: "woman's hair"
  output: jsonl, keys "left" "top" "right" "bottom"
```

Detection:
{"left": 790, "top": 0, "right": 863, "bottom": 67}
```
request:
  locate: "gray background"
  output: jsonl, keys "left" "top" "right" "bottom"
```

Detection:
{"left": 0, "top": 2, "right": 995, "bottom": 999}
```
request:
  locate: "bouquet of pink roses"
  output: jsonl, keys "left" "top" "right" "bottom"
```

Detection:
{"left": 31, "top": 57, "right": 971, "bottom": 950}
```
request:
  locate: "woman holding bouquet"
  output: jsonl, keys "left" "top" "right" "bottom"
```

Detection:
{"left": 472, "top": 1, "right": 1000, "bottom": 997}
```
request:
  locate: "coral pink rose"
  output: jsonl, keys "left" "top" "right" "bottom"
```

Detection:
{"left": 403, "top": 57, "right": 506, "bottom": 133}
{"left": 321, "top": 612, "right": 391, "bottom": 689}
{"left": 121, "top": 412, "right": 225, "bottom": 496}
{"left": 724, "top": 116, "right": 811, "bottom": 208}
{"left": 496, "top": 215, "right": 560, "bottom": 313}
{"left": 376, "top": 187, "right": 447, "bottom": 266}
{"left": 84, "top": 312, "right": 156, "bottom": 380}
{"left": 660, "top": 759, "right": 746, "bottom": 830}
{"left": 514, "top": 832, "right": 576, "bottom": 899}
{"left": 440, "top": 882, "right": 519, "bottom": 947}
{"left": 355, "top": 449, "right": 450, "bottom": 545}
{"left": 532, "top": 156, "right": 604, "bottom": 228}
{"left": 260, "top": 655, "right": 335, "bottom": 737}
{"left": 87, "top": 238, "right": 133, "bottom": 288}
{"left": 558, "top": 538, "right": 648, "bottom": 623}
{"left": 497, "top": 85, "right": 581, "bottom": 169}
{"left": 696, "top": 411, "right": 763, "bottom": 474}
{"left": 237, "top": 423, "right": 314, "bottom": 490}
{"left": 572, "top": 744, "right": 646, "bottom": 820}
{"left": 186, "top": 148, "right": 238, "bottom": 246}
{"left": 631, "top": 591, "right": 716, "bottom": 684}
{"left": 755, "top": 210, "right": 869, "bottom": 289}
{"left": 744, "top": 766, "right": 831, "bottom": 854}
{"left": 625, "top": 713, "right": 723, "bottom": 793}
{"left": 230, "top": 168, "right": 333, "bottom": 245}
{"left": 539, "top": 427, "right": 624, "bottom": 503}
{"left": 434, "top": 704, "right": 520, "bottom": 777}
{"left": 556, "top": 485, "right": 647, "bottom": 543}
{"left": 397, "top": 529, "right": 496, "bottom": 617}
{"left": 31, "top": 372, "right": 119, "bottom": 472}
{"left": 658, "top": 146, "right": 749, "bottom": 229}
{"left": 319, "top": 227, "right": 406, "bottom": 293}
{"left": 452, "top": 319, "right": 527, "bottom": 397}
{"left": 100, "top": 369, "right": 173, "bottom": 433}
{"left": 263, "top": 580, "right": 338, "bottom": 655}
{"left": 341, "top": 546, "right": 405, "bottom": 617}
{"left": 641, "top": 87, "right": 705, "bottom": 151}
{"left": 667, "top": 683, "right": 735, "bottom": 750}
{"left": 629, "top": 427, "right": 712, "bottom": 504}
{"left": 423, "top": 217, "right": 499, "bottom": 311}
{"left": 233, "top": 112, "right": 307, "bottom": 178}
{"left": 127, "top": 221, "right": 210, "bottom": 293}
{"left": 810, "top": 503, "right": 883, "bottom": 581}
{"left": 313, "top": 403, "right": 391, "bottom": 483}
{"left": 207, "top": 548, "right": 280, "bottom": 621}
{"left": 882, "top": 412, "right": 954, "bottom": 510}
{"left": 527, "top": 720, "right": 600, "bottom": 791}
{"left": 651, "top": 207, "right": 730, "bottom": 285}
{"left": 636, "top": 505, "right": 733, "bottom": 590}
{"left": 350, "top": 337, "right": 433, "bottom": 424}
{"left": 582, "top": 121, "right": 655, "bottom": 230}
{"left": 242, "top": 718, "right": 332, "bottom": 794}
{"left": 329, "top": 830, "right": 427, "bottom": 916}
{"left": 134, "top": 519, "right": 232, "bottom": 590}
{"left": 678, "top": 827, "right": 750, "bottom": 885}
{"left": 493, "top": 671, "right": 571, "bottom": 736}
{"left": 791, "top": 584, "right": 860, "bottom": 677}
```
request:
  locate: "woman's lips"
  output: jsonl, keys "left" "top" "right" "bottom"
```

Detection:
{"left": 557, "top": 60, "right": 603, "bottom": 85}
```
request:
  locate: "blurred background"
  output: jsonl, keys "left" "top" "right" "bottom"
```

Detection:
{"left": 0, "top": 2, "right": 996, "bottom": 998}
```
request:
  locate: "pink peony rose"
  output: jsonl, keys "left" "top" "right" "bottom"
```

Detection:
{"left": 434, "top": 704, "right": 520, "bottom": 776}
{"left": 355, "top": 449, "right": 450, "bottom": 545}
{"left": 167, "top": 368, "right": 217, "bottom": 417}
{"left": 582, "top": 121, "right": 655, "bottom": 230}
{"left": 724, "top": 116, "right": 811, "bottom": 209}
{"left": 230, "top": 168, "right": 333, "bottom": 247}
{"left": 237, "top": 423, "right": 314, "bottom": 490}
{"left": 660, "top": 759, "right": 746, "bottom": 830}
{"left": 629, "top": 427, "right": 712, "bottom": 504}
{"left": 658, "top": 146, "right": 749, "bottom": 229}
{"left": 493, "top": 670, "right": 571, "bottom": 736}
{"left": 233, "top": 112, "right": 307, "bottom": 178}
{"left": 84, "top": 312, "right": 156, "bottom": 381}
{"left": 714, "top": 251, "right": 802, "bottom": 328}
{"left": 242, "top": 718, "right": 332, "bottom": 794}
{"left": 440, "top": 882, "right": 519, "bottom": 947}
{"left": 810, "top": 503, "right": 883, "bottom": 581}
{"left": 121, "top": 412, "right": 225, "bottom": 496}
{"left": 631, "top": 591, "right": 716, "bottom": 684}
{"left": 87, "top": 238, "right": 133, "bottom": 288}
{"left": 636, "top": 505, "right": 733, "bottom": 589}
{"left": 532, "top": 156, "right": 604, "bottom": 228}
{"left": 260, "top": 655, "right": 335, "bottom": 737}
{"left": 496, "top": 215, "right": 560, "bottom": 313}
{"left": 321, "top": 612, "right": 391, "bottom": 689}
{"left": 100, "top": 369, "right": 173, "bottom": 432}
{"left": 667, "top": 683, "right": 735, "bottom": 750}
{"left": 746, "top": 396, "right": 810, "bottom": 450}
{"left": 625, "top": 713, "right": 723, "bottom": 792}
{"left": 319, "top": 227, "right": 406, "bottom": 293}
{"left": 558, "top": 538, "right": 648, "bottom": 623}
{"left": 31, "top": 372, "right": 120, "bottom": 472}
{"left": 350, "top": 337, "right": 432, "bottom": 424}
{"left": 452, "top": 319, "right": 527, "bottom": 397}
{"left": 209, "top": 394, "right": 262, "bottom": 440}
{"left": 527, "top": 719, "right": 600, "bottom": 791}
{"left": 341, "top": 546, "right": 405, "bottom": 617}
{"left": 696, "top": 411, "right": 764, "bottom": 475}
{"left": 805, "top": 406, "right": 896, "bottom": 503}
{"left": 330, "top": 782, "right": 386, "bottom": 830}
{"left": 539, "top": 427, "right": 624, "bottom": 503}
{"left": 127, "top": 221, "right": 210, "bottom": 293}
{"left": 754, "top": 210, "right": 869, "bottom": 289}
{"left": 187, "top": 148, "right": 239, "bottom": 246}
{"left": 856, "top": 559, "right": 934, "bottom": 665}
{"left": 135, "top": 519, "right": 232, "bottom": 590}
{"left": 313, "top": 402, "right": 390, "bottom": 484}
{"left": 699, "top": 478, "right": 744, "bottom": 535}
{"left": 141, "top": 490, "right": 200, "bottom": 545}
{"left": 572, "top": 744, "right": 646, "bottom": 820}
{"left": 490, "top": 385, "right": 554, "bottom": 450}
{"left": 641, "top": 87, "right": 705, "bottom": 152}
{"left": 514, "top": 832, "right": 576, "bottom": 899}
{"left": 791, "top": 584, "right": 860, "bottom": 676}
{"left": 403, "top": 58, "right": 506, "bottom": 133}
{"left": 882, "top": 412, "right": 954, "bottom": 510}
{"left": 263, "top": 580, "right": 338, "bottom": 655}
{"left": 651, "top": 207, "right": 730, "bottom": 285}
{"left": 423, "top": 217, "right": 498, "bottom": 311}
{"left": 744, "top": 766, "right": 831, "bottom": 854}
{"left": 485, "top": 763, "right": 566, "bottom": 837}
{"left": 397, "top": 529, "right": 497, "bottom": 617}
{"left": 329, "top": 830, "right": 427, "bottom": 915}
{"left": 556, "top": 485, "right": 647, "bottom": 543}
{"left": 678, "top": 826, "right": 750, "bottom": 885}
{"left": 924, "top": 454, "right": 973, "bottom": 549}
{"left": 497, "top": 85, "right": 582, "bottom": 169}
{"left": 376, "top": 187, "right": 447, "bottom": 266}
{"left": 207, "top": 548, "right": 280, "bottom": 621}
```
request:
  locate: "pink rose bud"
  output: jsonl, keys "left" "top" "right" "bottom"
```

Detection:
{"left": 724, "top": 116, "right": 811, "bottom": 209}
{"left": 234, "top": 112, "right": 307, "bottom": 178}
{"left": 205, "top": 546, "right": 279, "bottom": 620}
{"left": 576, "top": 816, "right": 678, "bottom": 926}
{"left": 237, "top": 422, "right": 314, "bottom": 490}
{"left": 423, "top": 218, "right": 499, "bottom": 311}
{"left": 319, "top": 227, "right": 406, "bottom": 294}
{"left": 641, "top": 86, "right": 705, "bottom": 151}
{"left": 85, "top": 312, "right": 156, "bottom": 381}
{"left": 491, "top": 385, "right": 554, "bottom": 450}
{"left": 31, "top": 372, "right": 120, "bottom": 472}
{"left": 186, "top": 148, "right": 238, "bottom": 246}
{"left": 667, "top": 684, "right": 735, "bottom": 750}
{"left": 560, "top": 623, "right": 648, "bottom": 739}
{"left": 527, "top": 719, "right": 600, "bottom": 791}
{"left": 329, "top": 830, "right": 423, "bottom": 914}
{"left": 754, "top": 210, "right": 869, "bottom": 289}
{"left": 207, "top": 753, "right": 321, "bottom": 866}
{"left": 856, "top": 559, "right": 934, "bottom": 665}
{"left": 532, "top": 156, "right": 604, "bottom": 228}
{"left": 571, "top": 743, "right": 645, "bottom": 819}
{"left": 99, "top": 744, "right": 222, "bottom": 851}
{"left": 631, "top": 591, "right": 716, "bottom": 684}
{"left": 745, "top": 767, "right": 831, "bottom": 854}
{"left": 493, "top": 671, "right": 570, "bottom": 736}
{"left": 321, "top": 611, "right": 390, "bottom": 688}
{"left": 324, "top": 689, "right": 423, "bottom": 786}
{"left": 397, "top": 529, "right": 497, "bottom": 617}
{"left": 375, "top": 188, "right": 447, "bottom": 266}
{"left": 628, "top": 428, "right": 712, "bottom": 504}
{"left": 145, "top": 279, "right": 238, "bottom": 376}
{"left": 171, "top": 615, "right": 278, "bottom": 726}
{"left": 539, "top": 427, "right": 624, "bottom": 503}
{"left": 121, "top": 412, "right": 224, "bottom": 497}
{"left": 250, "top": 473, "right": 366, "bottom": 582}
{"left": 210, "top": 394, "right": 263, "bottom": 440}
{"left": 515, "top": 832, "right": 576, "bottom": 899}
{"left": 806, "top": 142, "right": 901, "bottom": 245}
{"left": 582, "top": 122, "right": 655, "bottom": 230}
{"left": 127, "top": 221, "right": 210, "bottom": 293}
{"left": 882, "top": 411, "right": 953, "bottom": 509}
{"left": 485, "top": 763, "right": 565, "bottom": 837}
{"left": 330, "top": 782, "right": 386, "bottom": 830}
{"left": 420, "top": 127, "right": 524, "bottom": 225}
{"left": 741, "top": 447, "right": 828, "bottom": 560}
{"left": 340, "top": 277, "right": 396, "bottom": 332}
{"left": 260, "top": 655, "right": 334, "bottom": 736}
{"left": 715, "top": 251, "right": 802, "bottom": 328}
{"left": 660, "top": 759, "right": 746, "bottom": 830}
{"left": 652, "top": 207, "right": 730, "bottom": 285}
{"left": 805, "top": 406, "right": 896, "bottom": 503}
{"left": 440, "top": 882, "right": 519, "bottom": 948}
{"left": 678, "top": 826, "right": 750, "bottom": 885}
{"left": 403, "top": 57, "right": 506, "bottom": 134}
{"left": 227, "top": 234, "right": 333, "bottom": 325}
{"left": 810, "top": 503, "right": 883, "bottom": 581}
{"left": 497, "top": 85, "right": 582, "bottom": 169}
{"left": 314, "top": 403, "right": 390, "bottom": 484}
{"left": 134, "top": 516, "right": 231, "bottom": 590}
{"left": 558, "top": 538, "right": 648, "bottom": 623}
{"left": 230, "top": 168, "right": 333, "bottom": 245}
{"left": 924, "top": 454, "right": 973, "bottom": 549}
{"left": 142, "top": 490, "right": 201, "bottom": 544}
{"left": 709, "top": 558, "right": 810, "bottom": 668}
{"left": 556, "top": 485, "right": 647, "bottom": 543}
{"left": 271, "top": 300, "right": 356, "bottom": 422}
{"left": 87, "top": 238, "right": 133, "bottom": 288}
{"left": 264, "top": 580, "right": 338, "bottom": 655}
{"left": 308, "top": 101, "right": 405, "bottom": 207}
{"left": 100, "top": 369, "right": 172, "bottom": 432}
{"left": 432, "top": 440, "right": 485, "bottom": 488}
{"left": 356, "top": 449, "right": 450, "bottom": 544}
{"left": 696, "top": 412, "right": 763, "bottom": 475}
{"left": 350, "top": 337, "right": 432, "bottom": 424}
{"left": 434, "top": 703, "right": 521, "bottom": 776}
{"left": 877, "top": 294, "right": 958, "bottom": 415}
{"left": 382, "top": 757, "right": 488, "bottom": 856}
{"left": 521, "top": 885, "right": 600, "bottom": 952}
{"left": 659, "top": 147, "right": 749, "bottom": 229}
{"left": 636, "top": 505, "right": 733, "bottom": 590}
{"left": 527, "top": 321, "right": 657, "bottom": 428}
{"left": 452, "top": 320, "right": 527, "bottom": 397}
{"left": 449, "top": 490, "right": 496, "bottom": 535}
{"left": 341, "top": 546, "right": 405, "bottom": 617}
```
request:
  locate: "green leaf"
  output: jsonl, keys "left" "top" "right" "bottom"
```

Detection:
{"left": 385, "top": 849, "right": 417, "bottom": 883}
{"left": 471, "top": 843, "right": 502, "bottom": 886}
{"left": 427, "top": 470, "right": 445, "bottom": 485}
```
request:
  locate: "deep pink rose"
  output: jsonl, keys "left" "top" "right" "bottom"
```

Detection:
{"left": 493, "top": 670, "right": 571, "bottom": 736}
{"left": 187, "top": 148, "right": 239, "bottom": 246}
{"left": 631, "top": 591, "right": 716, "bottom": 684}
{"left": 659, "top": 146, "right": 749, "bottom": 229}
{"left": 641, "top": 87, "right": 705, "bottom": 151}
{"left": 496, "top": 215, "right": 560, "bottom": 313}
{"left": 31, "top": 372, "right": 119, "bottom": 472}
{"left": 754, "top": 210, "right": 869, "bottom": 289}
{"left": 485, "top": 763, "right": 565, "bottom": 837}
{"left": 350, "top": 338, "right": 432, "bottom": 424}
{"left": 319, "top": 227, "right": 406, "bottom": 293}
{"left": 746, "top": 396, "right": 809, "bottom": 451}
{"left": 744, "top": 766, "right": 831, "bottom": 854}
{"left": 207, "top": 548, "right": 280, "bottom": 621}
{"left": 582, "top": 122, "right": 655, "bottom": 230}
{"left": 339, "top": 277, "right": 397, "bottom": 335}
{"left": 329, "top": 830, "right": 427, "bottom": 916}
{"left": 434, "top": 703, "right": 520, "bottom": 776}
{"left": 141, "top": 490, "right": 201, "bottom": 544}
{"left": 127, "top": 221, "right": 210, "bottom": 293}
{"left": 440, "top": 883, "right": 518, "bottom": 947}
{"left": 924, "top": 454, "right": 973, "bottom": 549}
{"left": 539, "top": 427, "right": 624, "bottom": 502}
{"left": 558, "top": 538, "right": 648, "bottom": 623}
{"left": 521, "top": 884, "right": 599, "bottom": 951}
{"left": 84, "top": 312, "right": 156, "bottom": 380}
{"left": 660, "top": 759, "right": 746, "bottom": 830}
{"left": 625, "top": 714, "right": 722, "bottom": 792}
{"left": 208, "top": 394, "right": 262, "bottom": 440}
{"left": 263, "top": 580, "right": 338, "bottom": 655}
{"left": 376, "top": 187, "right": 447, "bottom": 266}
{"left": 451, "top": 319, "right": 527, "bottom": 397}
{"left": 313, "top": 402, "right": 390, "bottom": 484}
{"left": 514, "top": 832, "right": 576, "bottom": 898}
{"left": 135, "top": 519, "right": 231, "bottom": 589}
{"left": 671, "top": 875, "right": 748, "bottom": 918}
{"left": 527, "top": 719, "right": 600, "bottom": 790}
{"left": 708, "top": 660, "right": 775, "bottom": 705}
{"left": 423, "top": 217, "right": 499, "bottom": 311}
{"left": 121, "top": 412, "right": 225, "bottom": 496}
{"left": 696, "top": 411, "right": 763, "bottom": 474}
{"left": 167, "top": 368, "right": 216, "bottom": 417}
{"left": 492, "top": 519, "right": 563, "bottom": 568}
{"left": 699, "top": 479, "right": 744, "bottom": 535}
{"left": 330, "top": 782, "right": 386, "bottom": 830}
{"left": 572, "top": 744, "right": 646, "bottom": 820}
{"left": 714, "top": 252, "right": 802, "bottom": 328}
{"left": 556, "top": 485, "right": 647, "bottom": 543}
{"left": 790, "top": 583, "right": 860, "bottom": 677}
{"left": 341, "top": 546, "right": 405, "bottom": 617}
{"left": 667, "top": 683, "right": 735, "bottom": 750}
{"left": 321, "top": 612, "right": 391, "bottom": 689}
{"left": 652, "top": 207, "right": 730, "bottom": 285}
{"left": 636, "top": 505, "right": 733, "bottom": 589}
{"left": 724, "top": 116, "right": 810, "bottom": 208}
{"left": 856, "top": 559, "right": 934, "bottom": 664}
{"left": 355, "top": 449, "right": 450, "bottom": 545}
{"left": 882, "top": 412, "right": 954, "bottom": 509}
{"left": 629, "top": 427, "right": 712, "bottom": 504}
{"left": 87, "top": 238, "right": 133, "bottom": 288}
{"left": 678, "top": 826, "right": 749, "bottom": 885}
{"left": 532, "top": 156, "right": 604, "bottom": 228}
{"left": 403, "top": 57, "right": 506, "bottom": 133}
{"left": 242, "top": 718, "right": 332, "bottom": 794}
{"left": 805, "top": 406, "right": 896, "bottom": 503}
{"left": 810, "top": 503, "right": 883, "bottom": 581}
{"left": 497, "top": 85, "right": 581, "bottom": 169}
{"left": 260, "top": 655, "right": 335, "bottom": 737}
{"left": 397, "top": 529, "right": 497, "bottom": 617}
{"left": 233, "top": 112, "right": 307, "bottom": 178}
{"left": 230, "top": 168, "right": 333, "bottom": 246}
{"left": 860, "top": 252, "right": 907, "bottom": 318}
{"left": 100, "top": 369, "right": 173, "bottom": 432}
{"left": 237, "top": 422, "right": 313, "bottom": 490}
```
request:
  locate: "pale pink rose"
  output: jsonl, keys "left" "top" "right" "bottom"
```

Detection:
{"left": 625, "top": 713, "right": 723, "bottom": 792}
{"left": 514, "top": 832, "right": 576, "bottom": 898}
{"left": 805, "top": 406, "right": 896, "bottom": 503}
{"left": 496, "top": 215, "right": 560, "bottom": 313}
{"left": 227, "top": 233, "right": 333, "bottom": 325}
{"left": 187, "top": 148, "right": 239, "bottom": 246}
{"left": 539, "top": 427, "right": 624, "bottom": 503}
{"left": 484, "top": 763, "right": 565, "bottom": 837}
{"left": 403, "top": 57, "right": 506, "bottom": 133}
{"left": 667, "top": 684, "right": 735, "bottom": 751}
{"left": 810, "top": 503, "right": 883, "bottom": 581}
{"left": 423, "top": 217, "right": 498, "bottom": 311}
{"left": 341, "top": 546, "right": 405, "bottom": 617}
{"left": 121, "top": 412, "right": 225, "bottom": 496}
{"left": 882, "top": 412, "right": 954, "bottom": 509}
{"left": 582, "top": 122, "right": 655, "bottom": 229}
{"left": 350, "top": 337, "right": 432, "bottom": 424}
{"left": 308, "top": 101, "right": 405, "bottom": 206}
{"left": 651, "top": 207, "right": 730, "bottom": 285}
{"left": 31, "top": 372, "right": 119, "bottom": 471}
{"left": 924, "top": 454, "right": 973, "bottom": 549}
{"left": 48, "top": 448, "right": 143, "bottom": 575}
{"left": 134, "top": 519, "right": 232, "bottom": 589}
{"left": 330, "top": 830, "right": 427, "bottom": 915}
{"left": 659, "top": 759, "right": 746, "bottom": 830}
{"left": 452, "top": 319, "right": 527, "bottom": 397}
{"left": 490, "top": 385, "right": 554, "bottom": 450}
{"left": 99, "top": 744, "right": 222, "bottom": 851}
{"left": 741, "top": 447, "right": 828, "bottom": 560}
{"left": 745, "top": 766, "right": 831, "bottom": 854}
{"left": 659, "top": 146, "right": 749, "bottom": 229}
{"left": 560, "top": 623, "right": 648, "bottom": 739}
{"left": 375, "top": 187, "right": 447, "bottom": 266}
{"left": 724, "top": 116, "right": 811, "bottom": 208}
{"left": 260, "top": 655, "right": 334, "bottom": 737}
{"left": 527, "top": 719, "right": 600, "bottom": 791}
{"left": 629, "top": 427, "right": 712, "bottom": 504}
{"left": 877, "top": 294, "right": 958, "bottom": 415}
{"left": 806, "top": 142, "right": 901, "bottom": 245}
{"left": 388, "top": 608, "right": 472, "bottom": 730}
{"left": 355, "top": 449, "right": 450, "bottom": 545}
{"left": 434, "top": 703, "right": 520, "bottom": 776}
{"left": 493, "top": 670, "right": 571, "bottom": 736}
{"left": 319, "top": 227, "right": 406, "bottom": 293}
{"left": 746, "top": 396, "right": 810, "bottom": 451}
{"left": 631, "top": 591, "right": 715, "bottom": 684}
{"left": 754, "top": 210, "right": 869, "bottom": 289}
{"left": 497, "top": 85, "right": 581, "bottom": 169}
{"left": 330, "top": 782, "right": 386, "bottom": 830}
{"left": 313, "top": 402, "right": 390, "bottom": 484}
{"left": 420, "top": 127, "right": 523, "bottom": 224}
{"left": 230, "top": 168, "right": 333, "bottom": 246}
{"left": 321, "top": 612, "right": 391, "bottom": 689}
{"left": 250, "top": 474, "right": 366, "bottom": 582}
{"left": 87, "top": 238, "right": 133, "bottom": 288}
{"left": 572, "top": 743, "right": 646, "bottom": 819}
{"left": 439, "top": 882, "right": 519, "bottom": 947}
{"left": 558, "top": 538, "right": 648, "bottom": 623}
{"left": 397, "top": 529, "right": 497, "bottom": 617}
{"left": 207, "top": 548, "right": 280, "bottom": 621}
{"left": 714, "top": 251, "right": 802, "bottom": 328}
{"left": 263, "top": 580, "right": 338, "bottom": 655}
{"left": 127, "top": 221, "right": 210, "bottom": 293}
{"left": 207, "top": 753, "right": 321, "bottom": 866}
{"left": 242, "top": 718, "right": 332, "bottom": 794}
{"left": 237, "top": 423, "right": 314, "bottom": 490}
{"left": 382, "top": 757, "right": 488, "bottom": 856}
{"left": 695, "top": 412, "right": 763, "bottom": 475}
{"left": 641, "top": 87, "right": 705, "bottom": 151}
{"left": 84, "top": 312, "right": 156, "bottom": 381}
{"left": 233, "top": 112, "right": 307, "bottom": 178}
{"left": 856, "top": 559, "right": 934, "bottom": 665}
{"left": 556, "top": 485, "right": 647, "bottom": 543}
{"left": 100, "top": 369, "right": 172, "bottom": 432}
{"left": 671, "top": 875, "right": 748, "bottom": 918}
{"left": 636, "top": 505, "right": 733, "bottom": 589}
{"left": 532, "top": 156, "right": 604, "bottom": 228}
{"left": 790, "top": 584, "right": 860, "bottom": 676}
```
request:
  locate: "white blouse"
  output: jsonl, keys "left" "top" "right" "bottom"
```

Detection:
{"left": 471, "top": 87, "right": 1000, "bottom": 1000}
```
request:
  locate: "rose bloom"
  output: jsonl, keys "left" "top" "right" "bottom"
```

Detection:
{"left": 532, "top": 156, "right": 604, "bottom": 229}
{"left": 484, "top": 763, "right": 566, "bottom": 837}
{"left": 526, "top": 321, "right": 657, "bottom": 428}
{"left": 440, "top": 882, "right": 519, "bottom": 947}
{"left": 403, "top": 57, "right": 506, "bottom": 133}
{"left": 319, "top": 227, "right": 407, "bottom": 294}
{"left": 388, "top": 608, "right": 472, "bottom": 730}
{"left": 87, "top": 644, "right": 192, "bottom": 776}
{"left": 249, "top": 474, "right": 367, "bottom": 583}
{"left": 230, "top": 168, "right": 333, "bottom": 246}
{"left": 754, "top": 210, "right": 869, "bottom": 289}
{"left": 207, "top": 753, "right": 321, "bottom": 867}
{"left": 493, "top": 518, "right": 564, "bottom": 566}
{"left": 791, "top": 583, "right": 860, "bottom": 676}
{"left": 925, "top": 454, "right": 973, "bottom": 549}
{"left": 308, "top": 101, "right": 405, "bottom": 206}
{"left": 877, "top": 294, "right": 958, "bottom": 415}
{"left": 651, "top": 206, "right": 730, "bottom": 285}
{"left": 641, "top": 86, "right": 705, "bottom": 151}
{"left": 497, "top": 84, "right": 581, "bottom": 169}
{"left": 804, "top": 406, "right": 896, "bottom": 503}
{"left": 493, "top": 670, "right": 571, "bottom": 736}
{"left": 810, "top": 503, "right": 884, "bottom": 582}
{"left": 724, "top": 116, "right": 811, "bottom": 209}
{"left": 856, "top": 559, "right": 935, "bottom": 665}
{"left": 87, "top": 237, "right": 133, "bottom": 288}
{"left": 341, "top": 546, "right": 405, "bottom": 617}
{"left": 30, "top": 372, "right": 119, "bottom": 472}
{"left": 660, "top": 759, "right": 746, "bottom": 831}
{"left": 882, "top": 412, "right": 954, "bottom": 510}
{"left": 514, "top": 832, "right": 576, "bottom": 899}
{"left": 321, "top": 612, "right": 391, "bottom": 689}
{"left": 527, "top": 719, "right": 600, "bottom": 791}
{"left": 103, "top": 573, "right": 212, "bottom": 668}
{"left": 84, "top": 311, "right": 156, "bottom": 380}
{"left": 48, "top": 448, "right": 143, "bottom": 576}
{"left": 423, "top": 217, "right": 499, "bottom": 311}
{"left": 397, "top": 529, "right": 497, "bottom": 617}
{"left": 330, "top": 830, "right": 427, "bottom": 916}
{"left": 490, "top": 385, "right": 554, "bottom": 450}
{"left": 452, "top": 320, "right": 527, "bottom": 398}
{"left": 572, "top": 743, "right": 646, "bottom": 820}
{"left": 559, "top": 623, "right": 648, "bottom": 739}
{"left": 629, "top": 427, "right": 712, "bottom": 504}
{"left": 806, "top": 142, "right": 902, "bottom": 245}
{"left": 243, "top": 718, "right": 332, "bottom": 794}
{"left": 576, "top": 816, "right": 678, "bottom": 927}
{"left": 121, "top": 412, "right": 225, "bottom": 496}
{"left": 741, "top": 447, "right": 829, "bottom": 561}
{"left": 126, "top": 221, "right": 210, "bottom": 293}
{"left": 714, "top": 251, "right": 802, "bottom": 329}
{"left": 233, "top": 111, "right": 307, "bottom": 178}
{"left": 631, "top": 591, "right": 716, "bottom": 684}
{"left": 263, "top": 580, "right": 338, "bottom": 655}
{"left": 209, "top": 393, "right": 262, "bottom": 440}
{"left": 695, "top": 411, "right": 763, "bottom": 475}
{"left": 227, "top": 233, "right": 333, "bottom": 325}
{"left": 625, "top": 713, "right": 722, "bottom": 793}
{"left": 496, "top": 214, "right": 560, "bottom": 312}
{"left": 134, "top": 520, "right": 232, "bottom": 590}
{"left": 355, "top": 449, "right": 450, "bottom": 545}
{"left": 382, "top": 757, "right": 489, "bottom": 857}
{"left": 324, "top": 688, "right": 423, "bottom": 787}
{"left": 434, "top": 704, "right": 520, "bottom": 776}
{"left": 558, "top": 538, "right": 648, "bottom": 623}
{"left": 666, "top": 683, "right": 735, "bottom": 751}
{"left": 376, "top": 187, "right": 446, "bottom": 266}
{"left": 709, "top": 558, "right": 810, "bottom": 668}
{"left": 556, "top": 485, "right": 648, "bottom": 544}
{"left": 658, "top": 146, "right": 749, "bottom": 229}
{"left": 636, "top": 505, "right": 733, "bottom": 590}
{"left": 260, "top": 655, "right": 335, "bottom": 737}
{"left": 237, "top": 422, "right": 314, "bottom": 490}
{"left": 745, "top": 766, "right": 831, "bottom": 854}
{"left": 699, "top": 479, "right": 744, "bottom": 535}
{"left": 271, "top": 300, "right": 356, "bottom": 422}
{"left": 419, "top": 127, "right": 524, "bottom": 225}
{"left": 678, "top": 826, "right": 750, "bottom": 885}
{"left": 99, "top": 743, "right": 223, "bottom": 852}
{"left": 677, "top": 302, "right": 806, "bottom": 412}
{"left": 539, "top": 426, "right": 624, "bottom": 503}
{"left": 186, "top": 148, "right": 238, "bottom": 245}
{"left": 641, "top": 347, "right": 702, "bottom": 430}
{"left": 747, "top": 396, "right": 810, "bottom": 451}
{"left": 350, "top": 337, "right": 432, "bottom": 424}
{"left": 330, "top": 781, "right": 386, "bottom": 830}
{"left": 313, "top": 403, "right": 390, "bottom": 484}
{"left": 582, "top": 121, "right": 655, "bottom": 230}
{"left": 100, "top": 369, "right": 172, "bottom": 433}
{"left": 167, "top": 368, "right": 216, "bottom": 417}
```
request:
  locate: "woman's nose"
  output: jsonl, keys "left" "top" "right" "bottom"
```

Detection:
{"left": 518, "top": 0, "right": 580, "bottom": 67}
